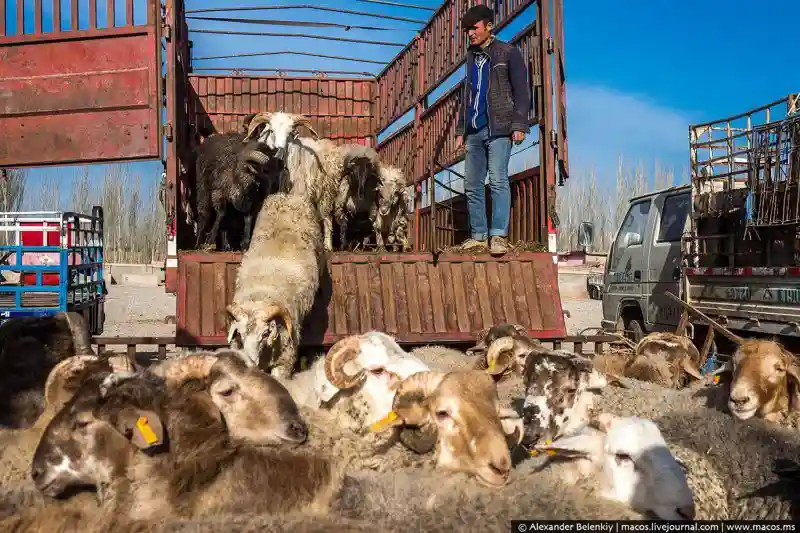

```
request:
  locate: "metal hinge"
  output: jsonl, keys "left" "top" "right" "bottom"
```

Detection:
{"left": 165, "top": 123, "right": 173, "bottom": 142}
{"left": 546, "top": 37, "right": 554, "bottom": 54}
{"left": 162, "top": 21, "right": 171, "bottom": 41}
{"left": 550, "top": 128, "right": 557, "bottom": 147}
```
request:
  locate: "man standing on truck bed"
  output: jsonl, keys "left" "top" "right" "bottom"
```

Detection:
{"left": 455, "top": 5, "right": 530, "bottom": 256}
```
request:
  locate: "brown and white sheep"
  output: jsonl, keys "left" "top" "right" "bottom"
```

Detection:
{"left": 226, "top": 192, "right": 326, "bottom": 378}
{"left": 593, "top": 332, "right": 704, "bottom": 389}
{"left": 31, "top": 368, "right": 347, "bottom": 523}
{"left": 122, "top": 348, "right": 310, "bottom": 446}
{"left": 713, "top": 337, "right": 800, "bottom": 423}
{"left": 371, "top": 164, "right": 411, "bottom": 252}
{"left": 518, "top": 348, "right": 608, "bottom": 451}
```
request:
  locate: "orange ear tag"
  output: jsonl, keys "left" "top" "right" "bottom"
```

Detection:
{"left": 136, "top": 416, "right": 159, "bottom": 445}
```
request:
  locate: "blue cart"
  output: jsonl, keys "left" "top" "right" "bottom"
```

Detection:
{"left": 0, "top": 206, "right": 106, "bottom": 335}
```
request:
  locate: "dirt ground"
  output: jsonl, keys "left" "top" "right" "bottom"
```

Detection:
{"left": 100, "top": 284, "right": 604, "bottom": 341}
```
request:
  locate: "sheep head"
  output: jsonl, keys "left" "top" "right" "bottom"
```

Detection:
{"left": 466, "top": 322, "right": 529, "bottom": 358}
{"left": 32, "top": 371, "right": 170, "bottom": 499}
{"left": 535, "top": 413, "right": 695, "bottom": 520}
{"left": 243, "top": 112, "right": 319, "bottom": 161}
{"left": 715, "top": 338, "right": 800, "bottom": 421}
{"left": 376, "top": 165, "right": 409, "bottom": 217}
{"left": 483, "top": 332, "right": 546, "bottom": 381}
{"left": 371, "top": 369, "right": 513, "bottom": 487}
{"left": 631, "top": 332, "right": 703, "bottom": 388}
{"left": 321, "top": 331, "right": 430, "bottom": 427}
{"left": 225, "top": 301, "right": 294, "bottom": 371}
{"left": 149, "top": 349, "right": 308, "bottom": 446}
{"left": 520, "top": 349, "right": 607, "bottom": 451}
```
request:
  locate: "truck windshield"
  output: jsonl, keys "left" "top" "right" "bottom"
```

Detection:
{"left": 609, "top": 200, "right": 651, "bottom": 271}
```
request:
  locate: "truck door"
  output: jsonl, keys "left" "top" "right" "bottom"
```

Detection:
{"left": 603, "top": 198, "right": 652, "bottom": 336}
{"left": 645, "top": 191, "right": 690, "bottom": 329}
{"left": 0, "top": 0, "right": 163, "bottom": 167}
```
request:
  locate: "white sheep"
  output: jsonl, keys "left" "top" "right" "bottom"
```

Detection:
{"left": 276, "top": 331, "right": 430, "bottom": 434}
{"left": 593, "top": 371, "right": 800, "bottom": 519}
{"left": 226, "top": 192, "right": 326, "bottom": 378}
{"left": 243, "top": 112, "right": 346, "bottom": 252}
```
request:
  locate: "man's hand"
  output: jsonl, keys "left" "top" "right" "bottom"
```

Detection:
{"left": 455, "top": 135, "right": 464, "bottom": 150}
{"left": 512, "top": 131, "right": 526, "bottom": 145}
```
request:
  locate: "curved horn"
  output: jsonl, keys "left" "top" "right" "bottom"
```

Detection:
{"left": 243, "top": 112, "right": 273, "bottom": 142}
{"left": 244, "top": 150, "right": 270, "bottom": 165}
{"left": 59, "top": 311, "right": 94, "bottom": 356}
{"left": 152, "top": 353, "right": 219, "bottom": 389}
{"left": 399, "top": 370, "right": 448, "bottom": 398}
{"left": 258, "top": 305, "right": 294, "bottom": 342}
{"left": 325, "top": 336, "right": 366, "bottom": 389}
{"left": 294, "top": 117, "right": 320, "bottom": 139}
{"left": 44, "top": 355, "right": 101, "bottom": 406}
{"left": 680, "top": 357, "right": 703, "bottom": 381}
{"left": 486, "top": 336, "right": 515, "bottom": 375}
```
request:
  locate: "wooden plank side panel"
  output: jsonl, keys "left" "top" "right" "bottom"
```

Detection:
{"left": 176, "top": 251, "right": 565, "bottom": 346}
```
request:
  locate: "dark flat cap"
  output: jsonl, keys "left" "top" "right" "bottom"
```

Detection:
{"left": 461, "top": 5, "right": 495, "bottom": 31}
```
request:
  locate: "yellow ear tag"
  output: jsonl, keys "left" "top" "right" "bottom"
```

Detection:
{"left": 531, "top": 439, "right": 555, "bottom": 457}
{"left": 369, "top": 411, "right": 398, "bottom": 433}
{"left": 136, "top": 416, "right": 159, "bottom": 445}
{"left": 488, "top": 360, "right": 496, "bottom": 373}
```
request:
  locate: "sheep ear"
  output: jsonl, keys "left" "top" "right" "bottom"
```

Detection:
{"left": 585, "top": 369, "right": 608, "bottom": 391}
{"left": 500, "top": 416, "right": 524, "bottom": 447}
{"left": 539, "top": 426, "right": 604, "bottom": 458}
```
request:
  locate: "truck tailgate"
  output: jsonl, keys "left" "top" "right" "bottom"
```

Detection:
{"left": 685, "top": 267, "right": 800, "bottom": 334}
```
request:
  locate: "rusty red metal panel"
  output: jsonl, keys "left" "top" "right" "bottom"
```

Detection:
{"left": 417, "top": 83, "right": 464, "bottom": 182}
{"left": 0, "top": 2, "right": 162, "bottom": 168}
{"left": 176, "top": 249, "right": 565, "bottom": 347}
{"left": 552, "top": 0, "right": 569, "bottom": 181}
{"left": 187, "top": 75, "right": 374, "bottom": 145}
{"left": 375, "top": 123, "right": 417, "bottom": 185}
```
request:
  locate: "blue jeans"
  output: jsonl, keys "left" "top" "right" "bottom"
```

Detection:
{"left": 464, "top": 127, "right": 512, "bottom": 241}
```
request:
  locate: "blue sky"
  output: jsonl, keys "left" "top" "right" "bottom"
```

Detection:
{"left": 4, "top": 0, "right": 799, "bottom": 207}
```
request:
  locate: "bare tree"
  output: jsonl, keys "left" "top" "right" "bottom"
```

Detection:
{"left": 556, "top": 156, "right": 685, "bottom": 253}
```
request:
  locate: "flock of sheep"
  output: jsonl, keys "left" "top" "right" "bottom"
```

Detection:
{"left": 0, "top": 309, "right": 799, "bottom": 532}
{"left": 189, "top": 111, "right": 412, "bottom": 255}
{"left": 188, "top": 111, "right": 416, "bottom": 381}
{"left": 0, "top": 112, "right": 797, "bottom": 530}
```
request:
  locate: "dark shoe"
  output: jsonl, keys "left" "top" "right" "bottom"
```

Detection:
{"left": 489, "top": 236, "right": 509, "bottom": 256}
{"left": 460, "top": 238, "right": 487, "bottom": 251}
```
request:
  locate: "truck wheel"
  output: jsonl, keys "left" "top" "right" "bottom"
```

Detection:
{"left": 626, "top": 318, "right": 645, "bottom": 343}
